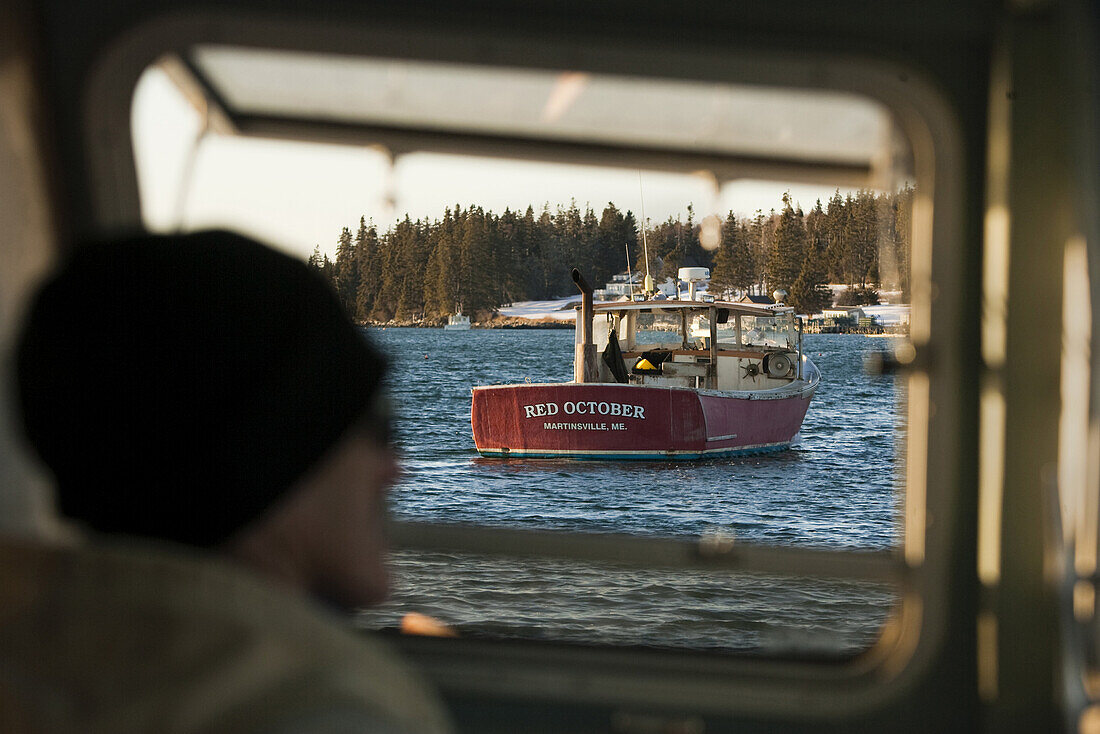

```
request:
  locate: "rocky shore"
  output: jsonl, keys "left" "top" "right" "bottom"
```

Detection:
{"left": 359, "top": 315, "right": 573, "bottom": 330}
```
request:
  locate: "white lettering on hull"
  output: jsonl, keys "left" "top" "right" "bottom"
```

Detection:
{"left": 524, "top": 401, "right": 645, "bottom": 420}
{"left": 543, "top": 422, "right": 628, "bottom": 431}
{"left": 523, "top": 402, "right": 560, "bottom": 418}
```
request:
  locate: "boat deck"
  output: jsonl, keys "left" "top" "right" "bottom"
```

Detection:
{"left": 607, "top": 347, "right": 809, "bottom": 392}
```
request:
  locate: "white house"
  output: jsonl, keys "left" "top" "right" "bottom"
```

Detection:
{"left": 594, "top": 272, "right": 678, "bottom": 300}
{"left": 594, "top": 272, "right": 643, "bottom": 299}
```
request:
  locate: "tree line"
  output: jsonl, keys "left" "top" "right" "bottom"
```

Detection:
{"left": 308, "top": 186, "right": 913, "bottom": 321}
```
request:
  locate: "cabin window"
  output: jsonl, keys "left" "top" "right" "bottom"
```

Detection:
{"left": 116, "top": 27, "right": 956, "bottom": 706}
{"left": 740, "top": 314, "right": 796, "bottom": 350}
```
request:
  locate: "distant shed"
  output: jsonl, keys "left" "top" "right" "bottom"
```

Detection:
{"left": 821, "top": 306, "right": 867, "bottom": 320}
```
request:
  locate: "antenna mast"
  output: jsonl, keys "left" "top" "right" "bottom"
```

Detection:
{"left": 639, "top": 172, "right": 653, "bottom": 295}
{"left": 625, "top": 241, "right": 634, "bottom": 300}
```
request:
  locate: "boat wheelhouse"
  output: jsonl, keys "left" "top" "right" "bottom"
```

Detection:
{"left": 444, "top": 312, "right": 471, "bottom": 330}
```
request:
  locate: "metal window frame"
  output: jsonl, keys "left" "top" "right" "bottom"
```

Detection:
{"left": 82, "top": 7, "right": 968, "bottom": 719}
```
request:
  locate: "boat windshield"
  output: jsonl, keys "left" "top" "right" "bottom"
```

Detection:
{"left": 741, "top": 313, "right": 796, "bottom": 349}
{"left": 614, "top": 307, "right": 798, "bottom": 351}
{"left": 629, "top": 310, "right": 689, "bottom": 347}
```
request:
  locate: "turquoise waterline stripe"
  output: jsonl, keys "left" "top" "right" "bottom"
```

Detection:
{"left": 476, "top": 443, "right": 790, "bottom": 461}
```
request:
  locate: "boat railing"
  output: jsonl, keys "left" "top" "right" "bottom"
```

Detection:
{"left": 608, "top": 345, "right": 810, "bottom": 392}
{"left": 628, "top": 373, "right": 702, "bottom": 388}
{"left": 618, "top": 348, "right": 774, "bottom": 361}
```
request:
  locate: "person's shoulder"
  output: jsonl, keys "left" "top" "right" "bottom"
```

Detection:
{"left": 0, "top": 537, "right": 452, "bottom": 734}
{"left": 252, "top": 705, "right": 423, "bottom": 734}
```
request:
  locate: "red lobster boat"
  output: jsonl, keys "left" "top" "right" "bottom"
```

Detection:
{"left": 471, "top": 270, "right": 819, "bottom": 460}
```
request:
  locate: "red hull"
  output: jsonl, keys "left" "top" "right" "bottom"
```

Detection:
{"left": 471, "top": 383, "right": 814, "bottom": 459}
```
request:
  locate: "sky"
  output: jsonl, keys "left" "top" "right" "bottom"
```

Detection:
{"left": 132, "top": 68, "right": 859, "bottom": 261}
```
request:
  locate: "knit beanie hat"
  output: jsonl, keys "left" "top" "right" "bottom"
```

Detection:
{"left": 15, "top": 230, "right": 387, "bottom": 547}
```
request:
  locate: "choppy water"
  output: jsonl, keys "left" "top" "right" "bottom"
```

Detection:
{"left": 358, "top": 329, "right": 905, "bottom": 655}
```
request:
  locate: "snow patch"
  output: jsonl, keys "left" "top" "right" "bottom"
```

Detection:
{"left": 862, "top": 305, "right": 910, "bottom": 325}
{"left": 498, "top": 297, "right": 580, "bottom": 321}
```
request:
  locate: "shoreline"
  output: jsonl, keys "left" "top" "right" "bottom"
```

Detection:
{"left": 360, "top": 313, "right": 908, "bottom": 335}
{"left": 360, "top": 316, "right": 574, "bottom": 330}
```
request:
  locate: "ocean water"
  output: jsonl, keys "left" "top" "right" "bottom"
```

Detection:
{"left": 358, "top": 328, "right": 904, "bottom": 655}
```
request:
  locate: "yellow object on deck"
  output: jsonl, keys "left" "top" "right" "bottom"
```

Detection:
{"left": 636, "top": 358, "right": 657, "bottom": 371}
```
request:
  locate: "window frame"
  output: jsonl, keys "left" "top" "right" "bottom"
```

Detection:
{"left": 84, "top": 8, "right": 970, "bottom": 719}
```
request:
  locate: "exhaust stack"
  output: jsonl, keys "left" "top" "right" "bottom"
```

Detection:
{"left": 572, "top": 269, "right": 597, "bottom": 383}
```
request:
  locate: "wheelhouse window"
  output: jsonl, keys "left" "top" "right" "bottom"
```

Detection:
{"left": 130, "top": 46, "right": 926, "bottom": 661}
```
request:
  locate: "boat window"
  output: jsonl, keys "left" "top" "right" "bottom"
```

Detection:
{"left": 632, "top": 312, "right": 687, "bottom": 347}
{"left": 741, "top": 314, "right": 797, "bottom": 350}
{"left": 128, "top": 43, "right": 932, "bottom": 670}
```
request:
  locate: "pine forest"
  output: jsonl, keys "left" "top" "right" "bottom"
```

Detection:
{"left": 307, "top": 186, "right": 914, "bottom": 323}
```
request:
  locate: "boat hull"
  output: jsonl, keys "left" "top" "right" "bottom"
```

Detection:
{"left": 471, "top": 382, "right": 814, "bottom": 460}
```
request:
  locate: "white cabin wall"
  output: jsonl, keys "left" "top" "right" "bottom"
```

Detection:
{"left": 623, "top": 311, "right": 637, "bottom": 351}
{"left": 592, "top": 316, "right": 610, "bottom": 351}
{"left": 716, "top": 355, "right": 792, "bottom": 391}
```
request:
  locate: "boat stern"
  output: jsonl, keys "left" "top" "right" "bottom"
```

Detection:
{"left": 472, "top": 383, "right": 705, "bottom": 459}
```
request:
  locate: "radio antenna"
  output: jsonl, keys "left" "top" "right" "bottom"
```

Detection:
{"left": 639, "top": 172, "right": 653, "bottom": 294}
{"left": 625, "top": 241, "right": 634, "bottom": 300}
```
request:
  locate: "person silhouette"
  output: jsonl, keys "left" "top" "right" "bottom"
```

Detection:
{"left": 2, "top": 230, "right": 451, "bottom": 734}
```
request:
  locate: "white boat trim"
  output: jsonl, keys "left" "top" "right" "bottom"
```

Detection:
{"left": 473, "top": 374, "right": 819, "bottom": 402}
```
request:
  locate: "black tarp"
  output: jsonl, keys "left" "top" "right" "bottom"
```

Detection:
{"left": 601, "top": 328, "right": 630, "bottom": 383}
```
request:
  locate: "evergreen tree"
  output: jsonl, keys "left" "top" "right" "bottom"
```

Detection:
{"left": 520, "top": 205, "right": 542, "bottom": 300}
{"left": 597, "top": 203, "right": 637, "bottom": 288}
{"left": 709, "top": 212, "right": 753, "bottom": 299}
{"left": 386, "top": 217, "right": 430, "bottom": 320}
{"left": 459, "top": 207, "right": 496, "bottom": 313}
{"left": 653, "top": 216, "right": 684, "bottom": 282}
{"left": 556, "top": 200, "right": 583, "bottom": 275}
{"left": 322, "top": 188, "right": 912, "bottom": 322}
{"left": 354, "top": 217, "right": 380, "bottom": 321}
{"left": 306, "top": 245, "right": 335, "bottom": 285}
{"left": 680, "top": 204, "right": 710, "bottom": 269}
{"left": 422, "top": 209, "right": 456, "bottom": 317}
{"left": 806, "top": 199, "right": 828, "bottom": 261}
{"left": 373, "top": 219, "right": 407, "bottom": 322}
{"left": 410, "top": 218, "right": 434, "bottom": 316}
{"left": 845, "top": 190, "right": 879, "bottom": 287}
{"left": 534, "top": 204, "right": 563, "bottom": 298}
{"left": 790, "top": 266, "right": 832, "bottom": 314}
{"left": 306, "top": 245, "right": 325, "bottom": 272}
{"left": 331, "top": 227, "right": 359, "bottom": 315}
{"left": 823, "top": 190, "right": 849, "bottom": 284}
{"left": 789, "top": 201, "right": 832, "bottom": 314}
{"left": 747, "top": 209, "right": 776, "bottom": 294}
{"left": 632, "top": 219, "right": 646, "bottom": 276}
{"left": 494, "top": 208, "right": 525, "bottom": 306}
{"left": 836, "top": 284, "right": 880, "bottom": 306}
{"left": 765, "top": 193, "right": 807, "bottom": 296}
{"left": 884, "top": 185, "right": 913, "bottom": 300}
{"left": 620, "top": 210, "right": 640, "bottom": 282}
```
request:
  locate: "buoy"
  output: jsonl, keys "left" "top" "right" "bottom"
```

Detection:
{"left": 401, "top": 612, "right": 458, "bottom": 637}
{"left": 636, "top": 358, "right": 657, "bottom": 371}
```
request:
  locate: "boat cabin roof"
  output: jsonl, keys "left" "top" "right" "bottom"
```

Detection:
{"left": 592, "top": 300, "right": 795, "bottom": 317}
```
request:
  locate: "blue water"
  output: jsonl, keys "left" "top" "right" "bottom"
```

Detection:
{"left": 358, "top": 329, "right": 904, "bottom": 654}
